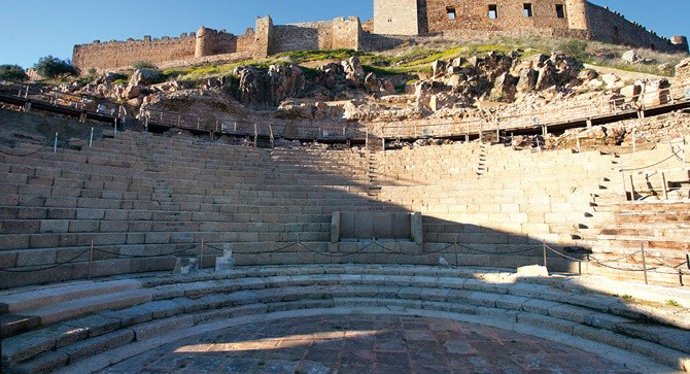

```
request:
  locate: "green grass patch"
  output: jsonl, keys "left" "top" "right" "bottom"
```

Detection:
{"left": 276, "top": 49, "right": 362, "bottom": 63}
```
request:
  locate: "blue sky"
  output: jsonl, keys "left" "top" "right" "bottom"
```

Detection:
{"left": 1, "top": 1, "right": 688, "bottom": 68}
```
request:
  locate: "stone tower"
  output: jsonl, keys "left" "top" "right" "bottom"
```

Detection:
{"left": 565, "top": 0, "right": 589, "bottom": 31}
{"left": 195, "top": 26, "right": 210, "bottom": 58}
{"left": 671, "top": 36, "right": 689, "bottom": 53}
{"left": 373, "top": 0, "right": 419, "bottom": 35}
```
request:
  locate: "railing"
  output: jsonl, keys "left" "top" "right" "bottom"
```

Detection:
{"left": 141, "top": 84, "right": 690, "bottom": 142}
{"left": 377, "top": 84, "right": 690, "bottom": 139}
{"left": 620, "top": 138, "right": 689, "bottom": 201}
{"left": 0, "top": 81, "right": 121, "bottom": 116}
{"left": 142, "top": 107, "right": 369, "bottom": 141}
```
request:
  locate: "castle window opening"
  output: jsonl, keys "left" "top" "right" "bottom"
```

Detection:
{"left": 555, "top": 4, "right": 565, "bottom": 18}
{"left": 614, "top": 25, "right": 620, "bottom": 39}
{"left": 388, "top": 18, "right": 392, "bottom": 23}
{"left": 523, "top": 3, "right": 533, "bottom": 17}
{"left": 488, "top": 4, "right": 498, "bottom": 19}
{"left": 447, "top": 7, "right": 457, "bottom": 20}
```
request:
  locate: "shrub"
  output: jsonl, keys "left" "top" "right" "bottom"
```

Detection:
{"left": 557, "top": 39, "right": 590, "bottom": 61}
{"left": 132, "top": 61, "right": 158, "bottom": 70}
{"left": 33, "top": 56, "right": 79, "bottom": 79}
{"left": 0, "top": 64, "right": 28, "bottom": 81}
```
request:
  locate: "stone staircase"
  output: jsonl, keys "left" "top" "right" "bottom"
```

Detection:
{"left": 1, "top": 265, "right": 689, "bottom": 373}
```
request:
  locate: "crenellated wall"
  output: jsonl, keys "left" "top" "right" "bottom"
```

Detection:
{"left": 373, "top": 0, "right": 688, "bottom": 54}
{"left": 74, "top": 16, "right": 363, "bottom": 71}
{"left": 268, "top": 17, "right": 362, "bottom": 55}
{"left": 73, "top": 0, "right": 687, "bottom": 71}
{"left": 73, "top": 35, "right": 198, "bottom": 71}
{"left": 585, "top": 2, "right": 687, "bottom": 53}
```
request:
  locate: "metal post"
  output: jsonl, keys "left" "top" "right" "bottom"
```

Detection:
{"left": 454, "top": 235, "right": 458, "bottom": 267}
{"left": 114, "top": 119, "right": 118, "bottom": 137}
{"left": 0, "top": 307, "right": 3, "bottom": 374}
{"left": 254, "top": 123, "right": 258, "bottom": 147}
{"left": 234, "top": 121, "right": 237, "bottom": 133}
{"left": 621, "top": 172, "right": 629, "bottom": 201}
{"left": 88, "top": 240, "right": 94, "bottom": 279}
{"left": 661, "top": 172, "right": 668, "bottom": 200}
{"left": 89, "top": 127, "right": 94, "bottom": 147}
{"left": 269, "top": 124, "right": 274, "bottom": 148}
{"left": 542, "top": 240, "right": 547, "bottom": 268}
{"left": 200, "top": 238, "right": 205, "bottom": 270}
{"left": 680, "top": 270, "right": 684, "bottom": 287}
{"left": 197, "top": 117, "right": 200, "bottom": 130}
{"left": 177, "top": 115, "right": 181, "bottom": 127}
{"left": 53, "top": 132, "right": 58, "bottom": 153}
{"left": 641, "top": 243, "right": 648, "bottom": 285}
{"left": 629, "top": 175, "right": 635, "bottom": 201}
{"left": 576, "top": 137, "right": 581, "bottom": 153}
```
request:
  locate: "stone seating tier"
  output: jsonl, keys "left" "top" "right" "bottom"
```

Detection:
{"left": 1, "top": 265, "right": 689, "bottom": 373}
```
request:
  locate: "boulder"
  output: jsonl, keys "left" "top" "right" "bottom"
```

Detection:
{"left": 621, "top": 50, "right": 641, "bottom": 64}
{"left": 535, "top": 62, "right": 557, "bottom": 90}
{"left": 234, "top": 64, "right": 305, "bottom": 107}
{"left": 516, "top": 69, "right": 538, "bottom": 93}
{"left": 318, "top": 62, "right": 345, "bottom": 89}
{"left": 341, "top": 56, "right": 365, "bottom": 88}
{"left": 129, "top": 68, "right": 161, "bottom": 87}
{"left": 490, "top": 72, "right": 518, "bottom": 101}
{"left": 431, "top": 60, "right": 446, "bottom": 77}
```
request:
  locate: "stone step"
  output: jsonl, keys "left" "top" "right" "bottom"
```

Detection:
{"left": 0, "top": 279, "right": 142, "bottom": 313}
{"left": 20, "top": 289, "right": 152, "bottom": 326}
{"left": 5, "top": 278, "right": 689, "bottom": 373}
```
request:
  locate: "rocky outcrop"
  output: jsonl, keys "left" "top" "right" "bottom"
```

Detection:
{"left": 234, "top": 64, "right": 306, "bottom": 107}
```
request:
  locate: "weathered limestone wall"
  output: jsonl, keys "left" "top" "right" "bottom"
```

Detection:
{"left": 333, "top": 17, "right": 362, "bottom": 51}
{"left": 585, "top": 3, "right": 688, "bottom": 53}
{"left": 271, "top": 22, "right": 333, "bottom": 53}
{"left": 269, "top": 17, "right": 362, "bottom": 55}
{"left": 255, "top": 17, "right": 274, "bottom": 59}
{"left": 195, "top": 27, "right": 238, "bottom": 58}
{"left": 420, "top": 0, "right": 571, "bottom": 34}
{"left": 373, "top": 0, "right": 419, "bottom": 35}
{"left": 73, "top": 35, "right": 197, "bottom": 71}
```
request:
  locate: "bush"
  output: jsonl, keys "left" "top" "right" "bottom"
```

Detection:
{"left": 132, "top": 61, "right": 158, "bottom": 70}
{"left": 0, "top": 64, "right": 28, "bottom": 81}
{"left": 557, "top": 39, "right": 590, "bottom": 61}
{"left": 33, "top": 56, "right": 79, "bottom": 79}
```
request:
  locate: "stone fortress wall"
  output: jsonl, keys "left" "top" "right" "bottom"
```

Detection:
{"left": 374, "top": 0, "right": 688, "bottom": 53}
{"left": 73, "top": 17, "right": 362, "bottom": 71}
{"left": 73, "top": 0, "right": 687, "bottom": 71}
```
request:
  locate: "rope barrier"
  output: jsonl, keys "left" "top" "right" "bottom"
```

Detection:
{"left": 93, "top": 244, "right": 199, "bottom": 259}
{"left": 0, "top": 248, "right": 90, "bottom": 273}
{"left": 0, "top": 144, "right": 49, "bottom": 157}
{"left": 619, "top": 146, "right": 684, "bottom": 172}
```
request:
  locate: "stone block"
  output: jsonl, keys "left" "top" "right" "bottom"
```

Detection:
{"left": 64, "top": 329, "right": 134, "bottom": 362}
{"left": 516, "top": 265, "right": 549, "bottom": 277}
{"left": 330, "top": 211, "right": 340, "bottom": 243}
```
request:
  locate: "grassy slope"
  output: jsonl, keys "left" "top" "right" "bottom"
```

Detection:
{"left": 131, "top": 36, "right": 684, "bottom": 83}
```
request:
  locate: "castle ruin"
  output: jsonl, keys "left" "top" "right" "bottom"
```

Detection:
{"left": 73, "top": 0, "right": 687, "bottom": 71}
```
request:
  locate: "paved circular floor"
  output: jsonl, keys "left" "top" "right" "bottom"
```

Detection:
{"left": 98, "top": 314, "right": 637, "bottom": 374}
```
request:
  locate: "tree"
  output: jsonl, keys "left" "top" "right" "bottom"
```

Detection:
{"left": 33, "top": 56, "right": 79, "bottom": 79}
{"left": 0, "top": 64, "right": 28, "bottom": 81}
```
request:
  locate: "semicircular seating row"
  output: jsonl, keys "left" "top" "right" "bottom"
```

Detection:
{"left": 1, "top": 265, "right": 689, "bottom": 373}
{"left": 0, "top": 130, "right": 688, "bottom": 288}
